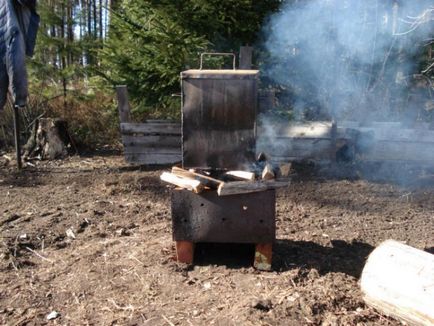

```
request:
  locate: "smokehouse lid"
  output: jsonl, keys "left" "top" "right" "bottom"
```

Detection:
{"left": 181, "top": 69, "right": 259, "bottom": 79}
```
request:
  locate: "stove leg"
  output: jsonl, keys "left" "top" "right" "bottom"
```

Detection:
{"left": 254, "top": 243, "right": 272, "bottom": 271}
{"left": 176, "top": 241, "right": 195, "bottom": 264}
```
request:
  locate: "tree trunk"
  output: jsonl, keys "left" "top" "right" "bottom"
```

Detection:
{"left": 23, "top": 118, "right": 70, "bottom": 160}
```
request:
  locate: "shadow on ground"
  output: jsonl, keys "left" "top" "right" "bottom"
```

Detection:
{"left": 192, "top": 239, "right": 374, "bottom": 278}
{"left": 273, "top": 239, "right": 374, "bottom": 278}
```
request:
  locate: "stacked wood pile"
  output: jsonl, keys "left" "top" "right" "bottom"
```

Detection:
{"left": 160, "top": 160, "right": 293, "bottom": 196}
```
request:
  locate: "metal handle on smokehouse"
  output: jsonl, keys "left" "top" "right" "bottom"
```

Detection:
{"left": 199, "top": 53, "right": 236, "bottom": 70}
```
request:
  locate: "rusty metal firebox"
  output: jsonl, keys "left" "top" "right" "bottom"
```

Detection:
{"left": 171, "top": 53, "right": 276, "bottom": 270}
{"left": 172, "top": 189, "right": 275, "bottom": 243}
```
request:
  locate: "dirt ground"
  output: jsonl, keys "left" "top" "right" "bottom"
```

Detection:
{"left": 0, "top": 153, "right": 433, "bottom": 326}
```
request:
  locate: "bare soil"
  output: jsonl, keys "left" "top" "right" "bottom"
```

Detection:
{"left": 0, "top": 154, "right": 433, "bottom": 325}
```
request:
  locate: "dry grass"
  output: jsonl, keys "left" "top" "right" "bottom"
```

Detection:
{"left": 0, "top": 84, "right": 120, "bottom": 152}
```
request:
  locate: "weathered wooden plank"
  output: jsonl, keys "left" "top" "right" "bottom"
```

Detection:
{"left": 121, "top": 135, "right": 181, "bottom": 148}
{"left": 121, "top": 122, "right": 181, "bottom": 135}
{"left": 116, "top": 85, "right": 131, "bottom": 123}
{"left": 357, "top": 128, "right": 434, "bottom": 143}
{"left": 144, "top": 120, "right": 179, "bottom": 123}
{"left": 125, "top": 153, "right": 181, "bottom": 165}
{"left": 239, "top": 46, "right": 253, "bottom": 70}
{"left": 123, "top": 146, "right": 181, "bottom": 155}
{"left": 257, "top": 138, "right": 333, "bottom": 160}
{"left": 262, "top": 141, "right": 434, "bottom": 163}
{"left": 339, "top": 121, "right": 360, "bottom": 129}
{"left": 268, "top": 156, "right": 319, "bottom": 163}
{"left": 339, "top": 121, "right": 404, "bottom": 129}
{"left": 263, "top": 122, "right": 434, "bottom": 142}
{"left": 371, "top": 122, "right": 402, "bottom": 129}
{"left": 259, "top": 121, "right": 434, "bottom": 163}
{"left": 362, "top": 141, "right": 434, "bottom": 162}
{"left": 258, "top": 122, "right": 333, "bottom": 139}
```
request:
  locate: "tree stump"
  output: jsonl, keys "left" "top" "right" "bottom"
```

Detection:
{"left": 23, "top": 118, "right": 70, "bottom": 160}
{"left": 360, "top": 240, "right": 434, "bottom": 326}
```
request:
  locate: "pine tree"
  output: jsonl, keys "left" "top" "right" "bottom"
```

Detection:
{"left": 101, "top": 1, "right": 209, "bottom": 117}
{"left": 102, "top": 0, "right": 281, "bottom": 118}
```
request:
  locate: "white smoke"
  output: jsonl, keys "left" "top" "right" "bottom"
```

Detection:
{"left": 262, "top": 0, "right": 433, "bottom": 122}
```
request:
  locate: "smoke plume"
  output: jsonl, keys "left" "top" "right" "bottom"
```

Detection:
{"left": 262, "top": 0, "right": 433, "bottom": 122}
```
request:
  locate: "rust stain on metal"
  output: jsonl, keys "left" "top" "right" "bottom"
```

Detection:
{"left": 176, "top": 241, "right": 195, "bottom": 264}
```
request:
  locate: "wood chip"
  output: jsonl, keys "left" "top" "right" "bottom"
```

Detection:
{"left": 262, "top": 163, "right": 275, "bottom": 180}
{"left": 160, "top": 172, "right": 204, "bottom": 193}
{"left": 224, "top": 170, "right": 256, "bottom": 181}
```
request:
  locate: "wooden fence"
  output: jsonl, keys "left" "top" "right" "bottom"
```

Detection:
{"left": 257, "top": 121, "right": 434, "bottom": 164}
{"left": 339, "top": 121, "right": 434, "bottom": 163}
{"left": 116, "top": 86, "right": 181, "bottom": 165}
{"left": 256, "top": 121, "right": 336, "bottom": 162}
{"left": 117, "top": 85, "right": 434, "bottom": 165}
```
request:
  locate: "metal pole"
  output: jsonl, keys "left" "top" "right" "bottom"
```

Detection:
{"left": 13, "top": 105, "right": 22, "bottom": 170}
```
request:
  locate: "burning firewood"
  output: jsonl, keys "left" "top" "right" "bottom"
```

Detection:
{"left": 171, "top": 166, "right": 223, "bottom": 189}
{"left": 160, "top": 172, "right": 204, "bottom": 193}
{"left": 224, "top": 170, "right": 256, "bottom": 181}
{"left": 262, "top": 163, "right": 275, "bottom": 180}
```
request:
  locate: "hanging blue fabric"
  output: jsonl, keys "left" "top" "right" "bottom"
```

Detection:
{"left": 0, "top": 0, "right": 39, "bottom": 110}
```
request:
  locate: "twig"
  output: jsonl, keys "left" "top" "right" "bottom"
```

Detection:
{"left": 162, "top": 315, "right": 176, "bottom": 326}
{"left": 394, "top": 8, "right": 434, "bottom": 36}
{"left": 422, "top": 62, "right": 434, "bottom": 75}
{"left": 25, "top": 246, "right": 53, "bottom": 263}
{"left": 108, "top": 299, "right": 134, "bottom": 311}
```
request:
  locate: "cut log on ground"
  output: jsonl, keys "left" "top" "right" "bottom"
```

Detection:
{"left": 360, "top": 240, "right": 434, "bottom": 326}
{"left": 217, "top": 180, "right": 290, "bottom": 196}
{"left": 171, "top": 166, "right": 223, "bottom": 189}
{"left": 224, "top": 170, "right": 256, "bottom": 181}
{"left": 160, "top": 172, "right": 204, "bottom": 193}
{"left": 262, "top": 163, "right": 275, "bottom": 180}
